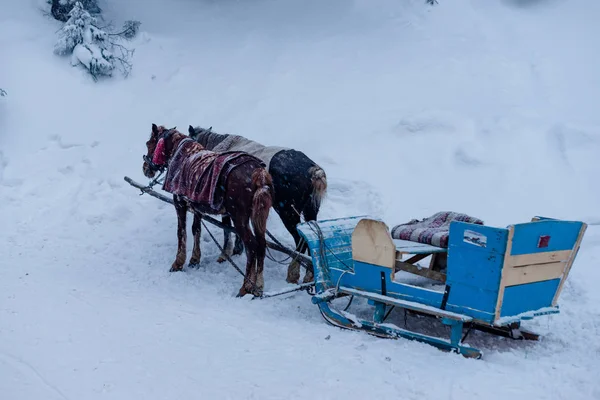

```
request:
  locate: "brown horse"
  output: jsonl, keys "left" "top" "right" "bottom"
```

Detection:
{"left": 142, "top": 124, "right": 273, "bottom": 297}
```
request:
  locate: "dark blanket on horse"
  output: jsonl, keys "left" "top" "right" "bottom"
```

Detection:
{"left": 390, "top": 211, "right": 484, "bottom": 248}
{"left": 162, "top": 138, "right": 265, "bottom": 212}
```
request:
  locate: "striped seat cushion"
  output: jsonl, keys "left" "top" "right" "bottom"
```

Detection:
{"left": 390, "top": 211, "right": 484, "bottom": 248}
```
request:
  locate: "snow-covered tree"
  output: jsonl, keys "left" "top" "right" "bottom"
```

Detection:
{"left": 119, "top": 20, "right": 142, "bottom": 40}
{"left": 0, "top": 89, "right": 6, "bottom": 97}
{"left": 50, "top": 0, "right": 100, "bottom": 22}
{"left": 53, "top": 2, "right": 137, "bottom": 81}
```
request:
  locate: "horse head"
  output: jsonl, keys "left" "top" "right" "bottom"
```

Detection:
{"left": 188, "top": 125, "right": 213, "bottom": 147}
{"left": 143, "top": 123, "right": 179, "bottom": 178}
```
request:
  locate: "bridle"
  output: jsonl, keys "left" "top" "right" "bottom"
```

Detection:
{"left": 143, "top": 127, "right": 176, "bottom": 174}
{"left": 142, "top": 154, "right": 164, "bottom": 174}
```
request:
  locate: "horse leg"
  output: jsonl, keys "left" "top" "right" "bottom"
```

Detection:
{"left": 277, "top": 207, "right": 304, "bottom": 284}
{"left": 233, "top": 233, "right": 244, "bottom": 256}
{"left": 299, "top": 197, "right": 321, "bottom": 283}
{"left": 217, "top": 215, "right": 235, "bottom": 263}
{"left": 189, "top": 212, "right": 202, "bottom": 268}
{"left": 171, "top": 195, "right": 188, "bottom": 272}
{"left": 232, "top": 216, "right": 258, "bottom": 297}
{"left": 294, "top": 235, "right": 313, "bottom": 284}
{"left": 254, "top": 217, "right": 267, "bottom": 297}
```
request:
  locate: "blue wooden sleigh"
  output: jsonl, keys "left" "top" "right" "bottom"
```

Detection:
{"left": 296, "top": 215, "right": 587, "bottom": 359}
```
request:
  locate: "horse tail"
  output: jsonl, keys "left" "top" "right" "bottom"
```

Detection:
{"left": 251, "top": 167, "right": 273, "bottom": 236}
{"left": 307, "top": 165, "right": 327, "bottom": 218}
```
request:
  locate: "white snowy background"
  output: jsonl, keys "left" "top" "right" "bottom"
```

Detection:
{"left": 1, "top": 0, "right": 600, "bottom": 399}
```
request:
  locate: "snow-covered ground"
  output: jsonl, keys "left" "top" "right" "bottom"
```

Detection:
{"left": 2, "top": 0, "right": 600, "bottom": 398}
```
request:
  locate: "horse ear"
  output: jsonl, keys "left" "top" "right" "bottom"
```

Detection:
{"left": 188, "top": 125, "right": 194, "bottom": 135}
{"left": 152, "top": 123, "right": 158, "bottom": 134}
{"left": 208, "top": 126, "right": 212, "bottom": 132}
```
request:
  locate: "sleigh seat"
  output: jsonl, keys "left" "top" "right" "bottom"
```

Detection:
{"left": 389, "top": 211, "right": 485, "bottom": 281}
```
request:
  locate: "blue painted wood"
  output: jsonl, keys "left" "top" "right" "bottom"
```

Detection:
{"left": 444, "top": 284, "right": 498, "bottom": 323}
{"left": 351, "top": 261, "right": 444, "bottom": 306}
{"left": 373, "top": 301, "right": 386, "bottom": 323}
{"left": 446, "top": 245, "right": 505, "bottom": 292}
{"left": 340, "top": 287, "right": 472, "bottom": 322}
{"left": 532, "top": 215, "right": 558, "bottom": 221}
{"left": 500, "top": 279, "right": 561, "bottom": 317}
{"left": 447, "top": 221, "right": 509, "bottom": 253}
{"left": 297, "top": 217, "right": 364, "bottom": 293}
{"left": 509, "top": 220, "right": 583, "bottom": 256}
{"left": 442, "top": 319, "right": 465, "bottom": 347}
{"left": 442, "top": 222, "right": 508, "bottom": 323}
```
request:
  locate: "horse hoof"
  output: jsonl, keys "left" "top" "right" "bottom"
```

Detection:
{"left": 286, "top": 277, "right": 299, "bottom": 285}
{"left": 217, "top": 256, "right": 226, "bottom": 263}
{"left": 302, "top": 272, "right": 314, "bottom": 284}
{"left": 236, "top": 288, "right": 247, "bottom": 298}
{"left": 188, "top": 262, "right": 200, "bottom": 269}
{"left": 170, "top": 265, "right": 183, "bottom": 272}
{"left": 286, "top": 262, "right": 301, "bottom": 284}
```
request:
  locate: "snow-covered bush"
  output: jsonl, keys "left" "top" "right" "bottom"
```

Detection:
{"left": 53, "top": 2, "right": 139, "bottom": 81}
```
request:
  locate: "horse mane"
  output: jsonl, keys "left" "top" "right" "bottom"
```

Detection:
{"left": 191, "top": 126, "right": 230, "bottom": 150}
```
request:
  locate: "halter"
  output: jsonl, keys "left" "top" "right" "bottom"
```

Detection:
{"left": 143, "top": 127, "right": 176, "bottom": 173}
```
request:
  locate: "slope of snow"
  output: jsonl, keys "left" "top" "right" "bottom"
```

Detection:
{"left": 1, "top": 0, "right": 600, "bottom": 398}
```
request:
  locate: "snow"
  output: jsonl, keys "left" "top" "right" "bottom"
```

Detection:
{"left": 1, "top": 0, "right": 600, "bottom": 399}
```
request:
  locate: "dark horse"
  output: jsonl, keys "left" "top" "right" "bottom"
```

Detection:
{"left": 143, "top": 124, "right": 274, "bottom": 297}
{"left": 188, "top": 125, "right": 327, "bottom": 285}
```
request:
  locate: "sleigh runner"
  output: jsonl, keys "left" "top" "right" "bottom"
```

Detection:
{"left": 296, "top": 214, "right": 587, "bottom": 358}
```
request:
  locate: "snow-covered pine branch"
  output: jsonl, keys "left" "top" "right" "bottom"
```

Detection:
{"left": 53, "top": 2, "right": 139, "bottom": 81}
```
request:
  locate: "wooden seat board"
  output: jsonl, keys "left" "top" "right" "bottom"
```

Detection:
{"left": 394, "top": 239, "right": 447, "bottom": 255}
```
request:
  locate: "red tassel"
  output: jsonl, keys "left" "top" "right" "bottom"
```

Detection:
{"left": 153, "top": 138, "right": 166, "bottom": 165}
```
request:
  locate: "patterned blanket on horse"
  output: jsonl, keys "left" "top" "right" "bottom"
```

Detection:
{"left": 162, "top": 138, "right": 265, "bottom": 212}
{"left": 192, "top": 127, "right": 288, "bottom": 170}
{"left": 390, "top": 211, "right": 484, "bottom": 248}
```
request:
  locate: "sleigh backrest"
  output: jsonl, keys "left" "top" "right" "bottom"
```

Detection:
{"left": 445, "top": 217, "right": 587, "bottom": 325}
